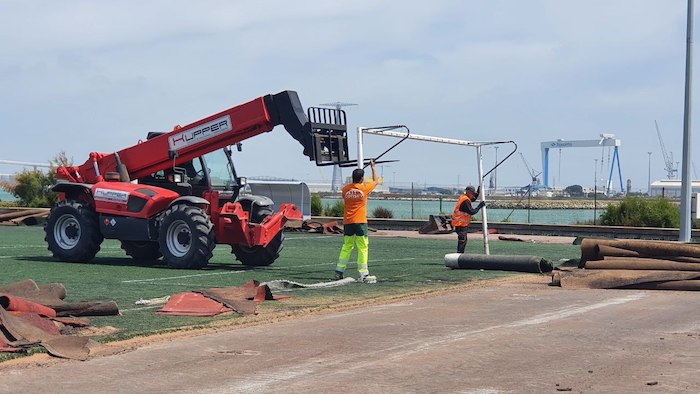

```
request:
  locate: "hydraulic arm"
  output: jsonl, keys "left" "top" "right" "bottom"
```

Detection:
{"left": 57, "top": 91, "right": 344, "bottom": 184}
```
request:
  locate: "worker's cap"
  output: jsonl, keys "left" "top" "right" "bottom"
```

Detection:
{"left": 465, "top": 186, "right": 476, "bottom": 194}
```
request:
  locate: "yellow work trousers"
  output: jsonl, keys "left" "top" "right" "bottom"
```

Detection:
{"left": 336, "top": 235, "right": 369, "bottom": 276}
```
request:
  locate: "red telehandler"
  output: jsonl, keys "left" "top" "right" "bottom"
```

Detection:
{"left": 45, "top": 91, "right": 349, "bottom": 268}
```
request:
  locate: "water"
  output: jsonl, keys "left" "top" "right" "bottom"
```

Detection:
{"left": 0, "top": 190, "right": 16, "bottom": 202}
{"left": 321, "top": 198, "right": 601, "bottom": 224}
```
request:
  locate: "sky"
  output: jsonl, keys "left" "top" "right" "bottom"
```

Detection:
{"left": 0, "top": 1, "right": 695, "bottom": 192}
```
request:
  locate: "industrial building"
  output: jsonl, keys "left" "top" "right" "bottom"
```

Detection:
{"left": 649, "top": 179, "right": 700, "bottom": 198}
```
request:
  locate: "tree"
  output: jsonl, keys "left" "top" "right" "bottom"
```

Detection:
{"left": 0, "top": 151, "right": 72, "bottom": 207}
{"left": 600, "top": 196, "right": 679, "bottom": 228}
{"left": 564, "top": 184, "right": 584, "bottom": 197}
{"left": 324, "top": 200, "right": 345, "bottom": 217}
{"left": 311, "top": 194, "right": 323, "bottom": 216}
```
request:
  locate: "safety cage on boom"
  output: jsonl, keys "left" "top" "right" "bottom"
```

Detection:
{"left": 307, "top": 107, "right": 349, "bottom": 166}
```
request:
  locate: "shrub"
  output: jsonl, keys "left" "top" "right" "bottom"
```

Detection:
{"left": 372, "top": 206, "right": 394, "bottom": 218}
{"left": 0, "top": 151, "right": 72, "bottom": 208}
{"left": 310, "top": 194, "right": 323, "bottom": 216}
{"left": 324, "top": 200, "right": 345, "bottom": 217}
{"left": 599, "top": 196, "right": 679, "bottom": 228}
{"left": 2, "top": 170, "right": 56, "bottom": 207}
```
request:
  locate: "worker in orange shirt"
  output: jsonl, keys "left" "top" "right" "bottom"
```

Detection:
{"left": 335, "top": 160, "right": 378, "bottom": 283}
{"left": 452, "top": 185, "right": 485, "bottom": 253}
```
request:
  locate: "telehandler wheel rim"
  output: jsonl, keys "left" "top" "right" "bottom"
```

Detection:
{"left": 54, "top": 214, "right": 81, "bottom": 250}
{"left": 166, "top": 219, "right": 191, "bottom": 258}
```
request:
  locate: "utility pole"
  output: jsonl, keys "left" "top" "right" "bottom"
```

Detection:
{"left": 319, "top": 102, "right": 357, "bottom": 192}
{"left": 647, "top": 151, "right": 652, "bottom": 195}
{"left": 680, "top": 0, "right": 695, "bottom": 242}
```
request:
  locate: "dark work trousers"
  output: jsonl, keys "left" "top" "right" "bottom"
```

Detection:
{"left": 456, "top": 226, "right": 469, "bottom": 253}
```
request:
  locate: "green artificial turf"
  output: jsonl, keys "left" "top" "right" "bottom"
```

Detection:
{"left": 0, "top": 226, "right": 580, "bottom": 359}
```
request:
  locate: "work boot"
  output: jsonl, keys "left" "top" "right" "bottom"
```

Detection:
{"left": 334, "top": 271, "right": 344, "bottom": 280}
{"left": 359, "top": 274, "right": 377, "bottom": 284}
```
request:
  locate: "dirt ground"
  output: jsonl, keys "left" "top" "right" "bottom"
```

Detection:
{"left": 1, "top": 272, "right": 699, "bottom": 393}
{"left": 8, "top": 232, "right": 697, "bottom": 393}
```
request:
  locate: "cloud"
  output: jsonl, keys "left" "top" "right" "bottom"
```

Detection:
{"left": 0, "top": 1, "right": 695, "bottom": 191}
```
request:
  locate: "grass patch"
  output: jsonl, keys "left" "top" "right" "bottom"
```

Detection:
{"left": 0, "top": 226, "right": 579, "bottom": 359}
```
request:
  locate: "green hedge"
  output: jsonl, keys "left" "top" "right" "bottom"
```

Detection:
{"left": 599, "top": 196, "right": 679, "bottom": 228}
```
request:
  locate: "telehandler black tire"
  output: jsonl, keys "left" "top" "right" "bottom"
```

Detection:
{"left": 121, "top": 241, "right": 162, "bottom": 261}
{"left": 45, "top": 200, "right": 103, "bottom": 262}
{"left": 157, "top": 204, "right": 214, "bottom": 269}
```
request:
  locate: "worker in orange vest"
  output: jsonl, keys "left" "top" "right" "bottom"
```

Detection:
{"left": 335, "top": 160, "right": 378, "bottom": 283}
{"left": 452, "top": 185, "right": 485, "bottom": 253}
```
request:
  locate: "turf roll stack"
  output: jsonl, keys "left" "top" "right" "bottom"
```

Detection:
{"left": 444, "top": 254, "right": 552, "bottom": 274}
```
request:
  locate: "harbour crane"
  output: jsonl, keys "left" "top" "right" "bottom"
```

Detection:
{"left": 654, "top": 120, "right": 678, "bottom": 179}
{"left": 540, "top": 134, "right": 623, "bottom": 194}
{"left": 519, "top": 152, "right": 541, "bottom": 188}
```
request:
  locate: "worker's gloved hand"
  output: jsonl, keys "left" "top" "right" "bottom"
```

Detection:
{"left": 475, "top": 186, "right": 481, "bottom": 196}
{"left": 478, "top": 201, "right": 486, "bottom": 209}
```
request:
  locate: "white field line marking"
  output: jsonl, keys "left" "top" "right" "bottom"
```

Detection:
{"left": 228, "top": 293, "right": 647, "bottom": 393}
{"left": 120, "top": 257, "right": 417, "bottom": 284}
{"left": 121, "top": 305, "right": 163, "bottom": 312}
{"left": 282, "top": 236, "right": 333, "bottom": 240}
{"left": 0, "top": 245, "right": 48, "bottom": 248}
{"left": 121, "top": 271, "right": 247, "bottom": 283}
{"left": 0, "top": 245, "right": 122, "bottom": 249}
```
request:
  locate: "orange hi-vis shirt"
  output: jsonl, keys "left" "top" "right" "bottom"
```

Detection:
{"left": 342, "top": 180, "right": 378, "bottom": 224}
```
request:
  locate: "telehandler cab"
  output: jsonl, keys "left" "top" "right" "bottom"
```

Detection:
{"left": 45, "top": 91, "right": 349, "bottom": 268}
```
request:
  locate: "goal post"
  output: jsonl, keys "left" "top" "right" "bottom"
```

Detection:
{"left": 358, "top": 126, "right": 516, "bottom": 255}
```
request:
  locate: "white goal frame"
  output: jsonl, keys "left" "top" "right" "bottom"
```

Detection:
{"left": 357, "top": 126, "right": 515, "bottom": 255}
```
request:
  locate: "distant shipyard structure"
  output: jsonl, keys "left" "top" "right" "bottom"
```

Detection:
{"left": 540, "top": 134, "right": 623, "bottom": 194}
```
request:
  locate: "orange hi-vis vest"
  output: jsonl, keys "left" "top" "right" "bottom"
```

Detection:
{"left": 452, "top": 193, "right": 473, "bottom": 227}
{"left": 342, "top": 180, "right": 378, "bottom": 224}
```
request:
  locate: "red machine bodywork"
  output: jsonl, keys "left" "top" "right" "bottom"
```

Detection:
{"left": 55, "top": 95, "right": 302, "bottom": 248}
{"left": 90, "top": 182, "right": 179, "bottom": 218}
{"left": 57, "top": 96, "right": 274, "bottom": 184}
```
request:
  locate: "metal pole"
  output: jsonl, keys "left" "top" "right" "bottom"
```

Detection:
{"left": 357, "top": 127, "right": 365, "bottom": 170}
{"left": 411, "top": 182, "right": 414, "bottom": 219}
{"left": 594, "top": 159, "right": 598, "bottom": 225}
{"left": 558, "top": 148, "right": 562, "bottom": 189}
{"left": 527, "top": 186, "right": 531, "bottom": 224}
{"left": 680, "top": 0, "right": 695, "bottom": 242}
{"left": 476, "top": 145, "right": 490, "bottom": 255}
{"left": 494, "top": 146, "right": 499, "bottom": 193}
{"left": 648, "top": 151, "right": 652, "bottom": 195}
